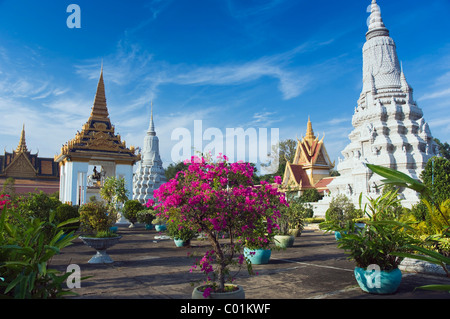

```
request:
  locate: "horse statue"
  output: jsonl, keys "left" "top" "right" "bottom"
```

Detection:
{"left": 87, "top": 166, "right": 106, "bottom": 187}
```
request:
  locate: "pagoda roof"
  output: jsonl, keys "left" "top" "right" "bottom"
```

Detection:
{"left": 55, "top": 67, "right": 139, "bottom": 164}
{"left": 281, "top": 118, "right": 335, "bottom": 192}
{"left": 288, "top": 163, "right": 312, "bottom": 188}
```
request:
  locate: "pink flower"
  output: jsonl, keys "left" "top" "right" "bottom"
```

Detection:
{"left": 203, "top": 287, "right": 213, "bottom": 298}
{"left": 274, "top": 176, "right": 282, "bottom": 184}
{"left": 145, "top": 199, "right": 155, "bottom": 208}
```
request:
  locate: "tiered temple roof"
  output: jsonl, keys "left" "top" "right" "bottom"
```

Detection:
{"left": 54, "top": 66, "right": 139, "bottom": 165}
{"left": 0, "top": 125, "right": 60, "bottom": 194}
{"left": 282, "top": 118, "right": 335, "bottom": 194}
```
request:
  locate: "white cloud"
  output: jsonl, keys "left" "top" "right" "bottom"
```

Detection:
{"left": 419, "top": 87, "right": 450, "bottom": 101}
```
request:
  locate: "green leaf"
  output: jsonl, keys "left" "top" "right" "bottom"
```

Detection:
{"left": 366, "top": 164, "right": 428, "bottom": 193}
{"left": 56, "top": 217, "right": 79, "bottom": 229}
{"left": 415, "top": 285, "right": 450, "bottom": 292}
{"left": 409, "top": 245, "right": 450, "bottom": 264}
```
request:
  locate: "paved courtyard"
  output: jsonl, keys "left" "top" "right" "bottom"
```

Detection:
{"left": 50, "top": 224, "right": 450, "bottom": 300}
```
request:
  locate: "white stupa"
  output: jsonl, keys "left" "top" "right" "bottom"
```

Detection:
{"left": 315, "top": 0, "right": 438, "bottom": 214}
{"left": 132, "top": 103, "right": 167, "bottom": 204}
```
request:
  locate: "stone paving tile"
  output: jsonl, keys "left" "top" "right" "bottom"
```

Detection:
{"left": 49, "top": 225, "right": 450, "bottom": 301}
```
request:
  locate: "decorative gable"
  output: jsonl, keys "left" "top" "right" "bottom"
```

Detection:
{"left": 281, "top": 118, "right": 335, "bottom": 193}
{"left": 5, "top": 152, "right": 37, "bottom": 178}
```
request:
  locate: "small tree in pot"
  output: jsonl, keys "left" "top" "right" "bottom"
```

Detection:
{"left": 151, "top": 155, "right": 288, "bottom": 298}
{"left": 78, "top": 201, "right": 121, "bottom": 263}
{"left": 137, "top": 209, "right": 155, "bottom": 229}
{"left": 123, "top": 199, "right": 144, "bottom": 228}
{"left": 334, "top": 190, "right": 417, "bottom": 294}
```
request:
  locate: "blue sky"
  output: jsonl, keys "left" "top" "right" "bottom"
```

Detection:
{"left": 0, "top": 0, "right": 449, "bottom": 172}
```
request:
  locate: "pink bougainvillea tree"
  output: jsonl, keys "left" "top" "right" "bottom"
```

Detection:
{"left": 147, "top": 154, "right": 288, "bottom": 296}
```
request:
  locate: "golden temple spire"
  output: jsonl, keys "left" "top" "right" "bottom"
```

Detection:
{"left": 15, "top": 124, "right": 28, "bottom": 153}
{"left": 90, "top": 63, "right": 109, "bottom": 120}
{"left": 305, "top": 116, "right": 316, "bottom": 141}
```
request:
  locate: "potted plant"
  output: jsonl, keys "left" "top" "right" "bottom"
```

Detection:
{"left": 273, "top": 208, "right": 295, "bottom": 249}
{"left": 152, "top": 215, "right": 167, "bottom": 232}
{"left": 367, "top": 163, "right": 450, "bottom": 292}
{"left": 166, "top": 217, "right": 197, "bottom": 247}
{"left": 152, "top": 154, "right": 287, "bottom": 299}
{"left": 333, "top": 190, "right": 417, "bottom": 294}
{"left": 100, "top": 176, "right": 129, "bottom": 224}
{"left": 320, "top": 194, "right": 361, "bottom": 240}
{"left": 78, "top": 201, "right": 122, "bottom": 264}
{"left": 287, "top": 199, "right": 307, "bottom": 237}
{"left": 243, "top": 213, "right": 275, "bottom": 265}
{"left": 137, "top": 209, "right": 155, "bottom": 230}
{"left": 122, "top": 199, "right": 144, "bottom": 228}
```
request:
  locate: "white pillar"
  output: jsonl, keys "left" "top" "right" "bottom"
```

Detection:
{"left": 59, "top": 164, "right": 65, "bottom": 203}
{"left": 61, "top": 161, "right": 89, "bottom": 206}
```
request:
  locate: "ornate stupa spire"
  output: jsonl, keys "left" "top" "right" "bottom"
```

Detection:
{"left": 148, "top": 101, "right": 156, "bottom": 136}
{"left": 90, "top": 63, "right": 109, "bottom": 120}
{"left": 322, "top": 0, "right": 438, "bottom": 213}
{"left": 366, "top": 0, "right": 389, "bottom": 40}
{"left": 15, "top": 124, "right": 28, "bottom": 153}
{"left": 133, "top": 101, "right": 166, "bottom": 204}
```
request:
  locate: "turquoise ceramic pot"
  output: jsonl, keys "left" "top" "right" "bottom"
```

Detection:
{"left": 244, "top": 247, "right": 271, "bottom": 265}
{"left": 155, "top": 224, "right": 167, "bottom": 232}
{"left": 145, "top": 224, "right": 153, "bottom": 230}
{"left": 174, "top": 238, "right": 190, "bottom": 247}
{"left": 354, "top": 267, "right": 402, "bottom": 294}
{"left": 334, "top": 231, "right": 342, "bottom": 240}
{"left": 110, "top": 226, "right": 118, "bottom": 233}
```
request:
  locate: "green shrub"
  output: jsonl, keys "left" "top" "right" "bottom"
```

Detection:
{"left": 299, "top": 189, "right": 322, "bottom": 203}
{"left": 122, "top": 200, "right": 144, "bottom": 224}
{"left": 0, "top": 206, "right": 79, "bottom": 298}
{"left": 16, "top": 191, "right": 61, "bottom": 221}
{"left": 79, "top": 202, "right": 117, "bottom": 236}
{"left": 166, "top": 220, "right": 197, "bottom": 242}
{"left": 136, "top": 209, "right": 155, "bottom": 224}
{"left": 55, "top": 204, "right": 80, "bottom": 232}
{"left": 324, "top": 194, "right": 360, "bottom": 228}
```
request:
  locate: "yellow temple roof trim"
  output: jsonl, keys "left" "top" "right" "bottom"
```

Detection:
{"left": 90, "top": 65, "right": 109, "bottom": 120}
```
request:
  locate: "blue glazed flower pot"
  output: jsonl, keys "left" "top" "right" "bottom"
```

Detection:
{"left": 109, "top": 226, "right": 118, "bottom": 233}
{"left": 354, "top": 267, "right": 402, "bottom": 294}
{"left": 174, "top": 238, "right": 190, "bottom": 247}
{"left": 244, "top": 247, "right": 271, "bottom": 265}
{"left": 155, "top": 224, "right": 166, "bottom": 232}
{"left": 145, "top": 224, "right": 153, "bottom": 230}
{"left": 334, "top": 231, "right": 342, "bottom": 240}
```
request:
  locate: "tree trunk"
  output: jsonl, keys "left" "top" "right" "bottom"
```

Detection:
{"left": 208, "top": 231, "right": 226, "bottom": 291}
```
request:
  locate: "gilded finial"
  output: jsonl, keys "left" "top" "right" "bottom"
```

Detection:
{"left": 15, "top": 123, "right": 28, "bottom": 153}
